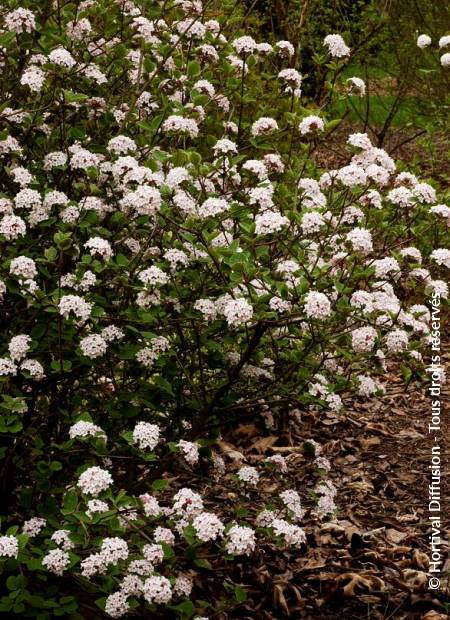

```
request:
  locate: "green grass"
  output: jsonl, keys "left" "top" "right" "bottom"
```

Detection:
{"left": 342, "top": 63, "right": 391, "bottom": 81}
{"left": 332, "top": 95, "right": 432, "bottom": 130}
{"left": 337, "top": 60, "right": 444, "bottom": 131}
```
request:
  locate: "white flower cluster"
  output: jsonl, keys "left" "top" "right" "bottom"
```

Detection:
{"left": 417, "top": 34, "right": 432, "bottom": 49}
{"left": 315, "top": 480, "right": 338, "bottom": 518}
{"left": 323, "top": 34, "right": 351, "bottom": 58}
{"left": 138, "top": 266, "right": 168, "bottom": 287}
{"left": 59, "top": 295, "right": 92, "bottom": 322}
{"left": 69, "top": 420, "right": 106, "bottom": 441}
{"left": 251, "top": 117, "right": 278, "bottom": 136}
{"left": 136, "top": 336, "right": 170, "bottom": 368}
{"left": 0, "top": 535, "right": 19, "bottom": 558}
{"left": 237, "top": 466, "right": 259, "bottom": 486}
{"left": 173, "top": 488, "right": 204, "bottom": 516}
{"left": 23, "top": 517, "right": 47, "bottom": 537}
{"left": 84, "top": 237, "right": 113, "bottom": 260}
{"left": 81, "top": 537, "right": 129, "bottom": 579}
{"left": 86, "top": 499, "right": 109, "bottom": 518}
{"left": 8, "top": 334, "right": 31, "bottom": 361}
{"left": 10, "top": 256, "right": 37, "bottom": 280}
{"left": 225, "top": 525, "right": 256, "bottom": 555}
{"left": 0, "top": 214, "right": 26, "bottom": 239}
{"left": 51, "top": 529, "right": 74, "bottom": 551}
{"left": 271, "top": 518, "right": 306, "bottom": 547}
{"left": 304, "top": 291, "right": 332, "bottom": 320}
{"left": 351, "top": 326, "right": 377, "bottom": 353}
{"left": 105, "top": 592, "right": 130, "bottom": 618}
{"left": 162, "top": 115, "right": 199, "bottom": 138}
{"left": 280, "top": 489, "right": 304, "bottom": 521}
{"left": 80, "top": 334, "right": 108, "bottom": 359}
{"left": 78, "top": 466, "right": 113, "bottom": 496}
{"left": 177, "top": 440, "right": 200, "bottom": 465}
{"left": 193, "top": 512, "right": 225, "bottom": 542}
{"left": 139, "top": 494, "right": 162, "bottom": 518}
{"left": 255, "top": 210, "right": 289, "bottom": 235}
{"left": 132, "top": 422, "right": 161, "bottom": 450}
{"left": 42, "top": 549, "right": 70, "bottom": 576}
{"left": 299, "top": 115, "right": 324, "bottom": 136}
{"left": 142, "top": 575, "right": 172, "bottom": 604}
{"left": 48, "top": 47, "right": 76, "bottom": 68}
{"left": 4, "top": 8, "right": 36, "bottom": 33}
{"left": 222, "top": 298, "right": 254, "bottom": 328}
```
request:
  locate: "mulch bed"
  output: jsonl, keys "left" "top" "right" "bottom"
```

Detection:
{"left": 205, "top": 366, "right": 450, "bottom": 619}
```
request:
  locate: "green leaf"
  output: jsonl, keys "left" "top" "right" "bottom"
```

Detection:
{"left": 62, "top": 490, "right": 78, "bottom": 514}
{"left": 6, "top": 576, "right": 18, "bottom": 591}
{"left": 26, "top": 559, "right": 43, "bottom": 571}
{"left": 161, "top": 542, "right": 174, "bottom": 559}
{"left": 63, "top": 90, "right": 88, "bottom": 103}
{"left": 31, "top": 324, "right": 46, "bottom": 339}
{"left": 95, "top": 597, "right": 106, "bottom": 611}
{"left": 151, "top": 479, "right": 169, "bottom": 492}
{"left": 234, "top": 506, "right": 249, "bottom": 518}
{"left": 192, "top": 93, "right": 209, "bottom": 106}
{"left": 53, "top": 232, "right": 72, "bottom": 250}
{"left": 183, "top": 523, "right": 196, "bottom": 545}
{"left": 117, "top": 345, "right": 140, "bottom": 360}
{"left": 144, "top": 58, "right": 156, "bottom": 73}
{"left": 194, "top": 557, "right": 212, "bottom": 570}
{"left": 122, "top": 430, "right": 134, "bottom": 444}
{"left": 115, "top": 254, "right": 129, "bottom": 267}
{"left": 153, "top": 376, "right": 174, "bottom": 396}
{"left": 44, "top": 247, "right": 58, "bottom": 262}
{"left": 234, "top": 585, "right": 247, "bottom": 603}
{"left": 170, "top": 599, "right": 195, "bottom": 618}
{"left": 187, "top": 60, "right": 201, "bottom": 77}
{"left": 0, "top": 32, "right": 16, "bottom": 47}
{"left": 325, "top": 118, "right": 343, "bottom": 131}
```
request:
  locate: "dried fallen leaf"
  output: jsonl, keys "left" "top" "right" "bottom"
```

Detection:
{"left": 273, "top": 583, "right": 290, "bottom": 616}
{"left": 251, "top": 435, "right": 278, "bottom": 454}
{"left": 359, "top": 437, "right": 381, "bottom": 449}
{"left": 413, "top": 549, "right": 429, "bottom": 569}
{"left": 298, "top": 557, "right": 327, "bottom": 571}
{"left": 379, "top": 544, "right": 411, "bottom": 557}
{"left": 397, "top": 429, "right": 425, "bottom": 439}
{"left": 421, "top": 612, "right": 448, "bottom": 620}
{"left": 347, "top": 479, "right": 374, "bottom": 492}
{"left": 269, "top": 446, "right": 303, "bottom": 453}
{"left": 234, "top": 424, "right": 258, "bottom": 439}
{"left": 403, "top": 569, "right": 428, "bottom": 590}
{"left": 366, "top": 422, "right": 392, "bottom": 436}
{"left": 385, "top": 528, "right": 408, "bottom": 544}
{"left": 216, "top": 440, "right": 245, "bottom": 461}
{"left": 338, "top": 572, "right": 385, "bottom": 597}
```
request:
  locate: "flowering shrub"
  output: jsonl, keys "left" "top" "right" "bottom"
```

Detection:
{"left": 0, "top": 0, "right": 448, "bottom": 618}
